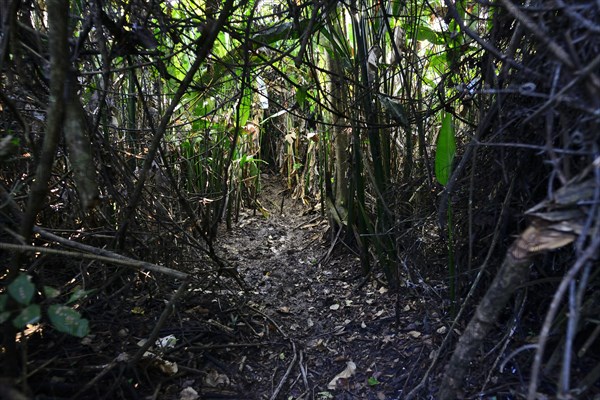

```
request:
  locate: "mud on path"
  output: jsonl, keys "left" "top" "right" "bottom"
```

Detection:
{"left": 170, "top": 174, "right": 447, "bottom": 400}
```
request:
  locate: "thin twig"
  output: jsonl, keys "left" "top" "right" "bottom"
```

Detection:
{"left": 270, "top": 341, "right": 298, "bottom": 400}
{"left": 299, "top": 350, "right": 309, "bottom": 393}
{"left": 248, "top": 305, "right": 300, "bottom": 399}
{"left": 407, "top": 177, "right": 515, "bottom": 400}
{"left": 522, "top": 53, "right": 600, "bottom": 125}
{"left": 444, "top": 0, "right": 522, "bottom": 70}
{"left": 498, "top": 0, "right": 574, "bottom": 69}
{"left": 129, "top": 278, "right": 191, "bottom": 366}
{"left": 69, "top": 357, "right": 121, "bottom": 399}
{"left": 527, "top": 234, "right": 600, "bottom": 399}
{"left": 0, "top": 241, "right": 188, "bottom": 279}
{"left": 483, "top": 290, "right": 528, "bottom": 391}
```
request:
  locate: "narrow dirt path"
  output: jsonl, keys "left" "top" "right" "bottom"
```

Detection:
{"left": 8, "top": 174, "right": 440, "bottom": 400}
{"left": 174, "top": 174, "right": 445, "bottom": 399}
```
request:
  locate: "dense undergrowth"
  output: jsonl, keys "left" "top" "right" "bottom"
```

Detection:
{"left": 1, "top": 0, "right": 600, "bottom": 398}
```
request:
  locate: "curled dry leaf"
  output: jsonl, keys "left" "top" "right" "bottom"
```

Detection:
{"left": 141, "top": 351, "right": 179, "bottom": 375}
{"left": 327, "top": 361, "right": 357, "bottom": 389}
{"left": 179, "top": 387, "right": 199, "bottom": 400}
{"left": 204, "top": 369, "right": 230, "bottom": 388}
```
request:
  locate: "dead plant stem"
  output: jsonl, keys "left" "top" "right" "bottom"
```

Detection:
{"left": 0, "top": 242, "right": 188, "bottom": 280}
{"left": 527, "top": 234, "right": 600, "bottom": 399}
{"left": 406, "top": 177, "right": 515, "bottom": 400}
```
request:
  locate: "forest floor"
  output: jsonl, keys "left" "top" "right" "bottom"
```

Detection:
{"left": 156, "top": 173, "right": 449, "bottom": 400}
{"left": 20, "top": 174, "right": 451, "bottom": 400}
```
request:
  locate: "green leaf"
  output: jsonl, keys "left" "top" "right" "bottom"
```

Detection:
{"left": 238, "top": 85, "right": 252, "bottom": 127}
{"left": 66, "top": 287, "right": 92, "bottom": 305}
{"left": 415, "top": 25, "right": 448, "bottom": 45}
{"left": 319, "top": 26, "right": 352, "bottom": 67}
{"left": 435, "top": 112, "right": 456, "bottom": 186}
{"left": 296, "top": 86, "right": 307, "bottom": 108}
{"left": 390, "top": 0, "right": 405, "bottom": 17}
{"left": 367, "top": 376, "right": 380, "bottom": 386}
{"left": 43, "top": 286, "right": 61, "bottom": 299}
{"left": 0, "top": 294, "right": 7, "bottom": 311}
{"left": 8, "top": 274, "right": 35, "bottom": 305}
{"left": 48, "top": 305, "right": 89, "bottom": 338}
{"left": 0, "top": 311, "right": 11, "bottom": 324}
{"left": 378, "top": 95, "right": 408, "bottom": 128}
{"left": 12, "top": 304, "right": 41, "bottom": 329}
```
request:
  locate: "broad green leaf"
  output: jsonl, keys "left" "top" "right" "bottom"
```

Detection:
{"left": 427, "top": 53, "right": 448, "bottom": 73}
{"left": 319, "top": 26, "right": 352, "bottom": 65}
{"left": 43, "top": 286, "right": 60, "bottom": 299}
{"left": 435, "top": 112, "right": 456, "bottom": 186}
{"left": 8, "top": 274, "right": 35, "bottom": 305}
{"left": 0, "top": 311, "right": 11, "bottom": 324}
{"left": 12, "top": 304, "right": 41, "bottom": 329}
{"left": 378, "top": 95, "right": 408, "bottom": 128}
{"left": 415, "top": 26, "right": 445, "bottom": 44}
{"left": 238, "top": 86, "right": 252, "bottom": 127}
{"left": 367, "top": 376, "right": 380, "bottom": 386}
{"left": 48, "top": 305, "right": 90, "bottom": 338}
{"left": 0, "top": 294, "right": 7, "bottom": 311}
{"left": 390, "top": 0, "right": 405, "bottom": 17}
{"left": 296, "top": 86, "right": 308, "bottom": 108}
{"left": 213, "top": 32, "right": 228, "bottom": 59}
{"left": 252, "top": 22, "right": 297, "bottom": 44}
{"left": 67, "top": 287, "right": 92, "bottom": 305}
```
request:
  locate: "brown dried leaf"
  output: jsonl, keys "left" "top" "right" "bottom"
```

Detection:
{"left": 327, "top": 361, "right": 357, "bottom": 389}
{"left": 513, "top": 225, "right": 576, "bottom": 258}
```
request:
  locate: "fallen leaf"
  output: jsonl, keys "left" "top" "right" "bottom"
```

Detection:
{"left": 436, "top": 326, "right": 447, "bottom": 334}
{"left": 333, "top": 325, "right": 346, "bottom": 335}
{"left": 204, "top": 369, "right": 230, "bottom": 388}
{"left": 327, "top": 361, "right": 357, "bottom": 389}
{"left": 185, "top": 306, "right": 209, "bottom": 314}
{"left": 156, "top": 334, "right": 177, "bottom": 349}
{"left": 329, "top": 304, "right": 340, "bottom": 310}
{"left": 382, "top": 335, "right": 394, "bottom": 343}
{"left": 179, "top": 387, "right": 200, "bottom": 400}
{"left": 407, "top": 330, "right": 422, "bottom": 338}
{"left": 141, "top": 351, "right": 178, "bottom": 375}
{"left": 278, "top": 306, "right": 291, "bottom": 314}
{"left": 317, "top": 391, "right": 334, "bottom": 399}
{"left": 368, "top": 376, "right": 380, "bottom": 386}
{"left": 81, "top": 336, "right": 94, "bottom": 346}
